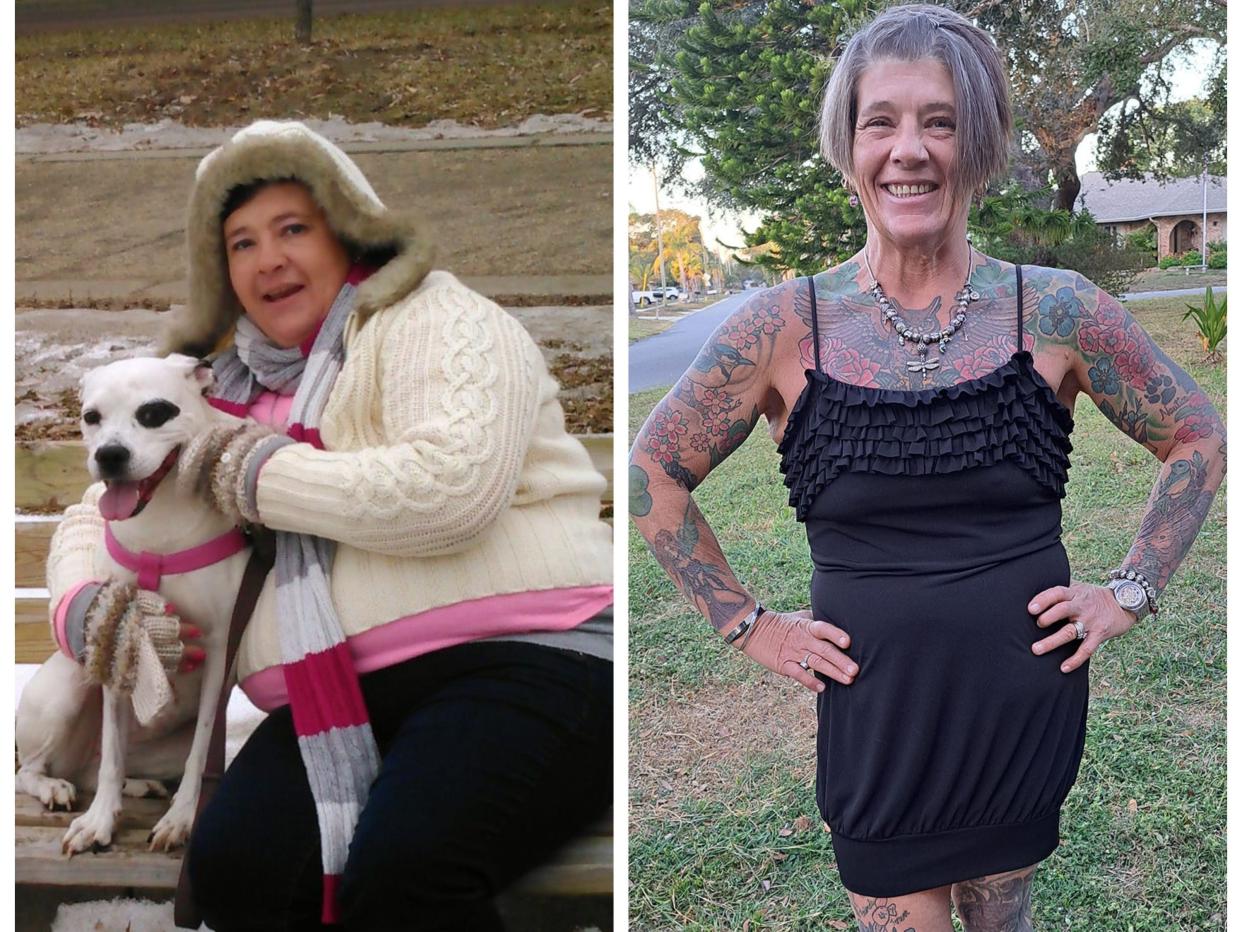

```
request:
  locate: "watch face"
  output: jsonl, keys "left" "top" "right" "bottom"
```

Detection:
{"left": 1113, "top": 580, "right": 1146, "bottom": 612}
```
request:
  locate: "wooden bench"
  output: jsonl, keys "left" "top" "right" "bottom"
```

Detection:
{"left": 16, "top": 435, "right": 614, "bottom": 897}
{"left": 15, "top": 794, "right": 612, "bottom": 896}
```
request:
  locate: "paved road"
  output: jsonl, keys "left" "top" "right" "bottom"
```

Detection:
{"left": 628, "top": 284, "right": 1228, "bottom": 394}
{"left": 1122, "top": 285, "right": 1226, "bottom": 301}
{"left": 628, "top": 291, "right": 753, "bottom": 393}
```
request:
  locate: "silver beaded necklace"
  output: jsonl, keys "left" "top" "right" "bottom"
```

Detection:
{"left": 862, "top": 246, "right": 980, "bottom": 383}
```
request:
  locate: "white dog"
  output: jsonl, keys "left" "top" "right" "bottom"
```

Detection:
{"left": 16, "top": 354, "right": 251, "bottom": 854}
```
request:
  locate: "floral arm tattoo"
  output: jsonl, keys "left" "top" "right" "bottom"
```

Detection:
{"left": 1030, "top": 270, "right": 1226, "bottom": 595}
{"left": 629, "top": 287, "right": 791, "bottom": 631}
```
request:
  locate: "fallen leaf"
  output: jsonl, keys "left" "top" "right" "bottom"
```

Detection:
{"left": 1127, "top": 798, "right": 1138, "bottom": 815}
{"left": 761, "top": 879, "right": 771, "bottom": 892}
{"left": 778, "top": 826, "right": 793, "bottom": 837}
{"left": 828, "top": 921, "right": 851, "bottom": 930}
{"left": 793, "top": 814, "right": 813, "bottom": 833}
{"left": 772, "top": 851, "right": 787, "bottom": 861}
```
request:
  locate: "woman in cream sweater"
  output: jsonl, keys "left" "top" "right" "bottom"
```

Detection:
{"left": 47, "top": 120, "right": 613, "bottom": 930}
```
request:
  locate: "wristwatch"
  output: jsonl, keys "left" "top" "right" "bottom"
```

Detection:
{"left": 1107, "top": 579, "right": 1152, "bottom": 622}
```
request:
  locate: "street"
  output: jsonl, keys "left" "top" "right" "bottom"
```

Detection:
{"left": 628, "top": 291, "right": 753, "bottom": 393}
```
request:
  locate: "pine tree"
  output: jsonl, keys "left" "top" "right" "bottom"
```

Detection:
{"left": 640, "top": 0, "right": 874, "bottom": 275}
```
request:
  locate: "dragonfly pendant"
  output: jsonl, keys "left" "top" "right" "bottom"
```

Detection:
{"left": 906, "top": 352, "right": 940, "bottom": 383}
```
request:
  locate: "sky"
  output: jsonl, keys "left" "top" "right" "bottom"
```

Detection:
{"left": 628, "top": 39, "right": 1222, "bottom": 260}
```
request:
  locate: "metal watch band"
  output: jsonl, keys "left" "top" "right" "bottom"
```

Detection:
{"left": 724, "top": 602, "right": 764, "bottom": 644}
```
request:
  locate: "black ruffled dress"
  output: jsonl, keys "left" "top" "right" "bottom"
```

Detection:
{"left": 778, "top": 267, "right": 1087, "bottom": 895}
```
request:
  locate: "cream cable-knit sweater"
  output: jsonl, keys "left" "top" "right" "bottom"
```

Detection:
{"left": 47, "top": 271, "right": 613, "bottom": 681}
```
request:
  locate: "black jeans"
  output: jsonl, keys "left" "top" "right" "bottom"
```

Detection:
{"left": 187, "top": 640, "right": 612, "bottom": 931}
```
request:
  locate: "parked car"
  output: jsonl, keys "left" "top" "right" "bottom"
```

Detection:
{"left": 631, "top": 286, "right": 682, "bottom": 306}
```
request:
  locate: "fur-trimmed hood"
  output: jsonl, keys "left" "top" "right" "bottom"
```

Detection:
{"left": 161, "top": 120, "right": 434, "bottom": 356}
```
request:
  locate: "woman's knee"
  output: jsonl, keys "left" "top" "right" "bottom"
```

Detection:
{"left": 186, "top": 807, "right": 256, "bottom": 927}
{"left": 187, "top": 790, "right": 321, "bottom": 930}
{"left": 338, "top": 839, "right": 501, "bottom": 931}
{"left": 951, "top": 865, "right": 1036, "bottom": 932}
{"left": 849, "top": 887, "right": 955, "bottom": 932}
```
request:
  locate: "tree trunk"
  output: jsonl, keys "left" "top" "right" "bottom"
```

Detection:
{"left": 296, "top": 0, "right": 312, "bottom": 45}
{"left": 1053, "top": 167, "right": 1081, "bottom": 213}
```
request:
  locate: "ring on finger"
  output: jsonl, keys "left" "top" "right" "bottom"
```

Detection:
{"left": 799, "top": 652, "right": 813, "bottom": 671}
{"left": 1073, "top": 620, "right": 1086, "bottom": 640}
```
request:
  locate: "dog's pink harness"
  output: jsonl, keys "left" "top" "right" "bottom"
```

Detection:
{"left": 104, "top": 524, "right": 249, "bottom": 591}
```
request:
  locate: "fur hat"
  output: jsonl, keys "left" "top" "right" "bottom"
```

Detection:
{"left": 161, "top": 120, "right": 434, "bottom": 356}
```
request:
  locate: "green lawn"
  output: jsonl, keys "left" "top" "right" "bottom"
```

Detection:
{"left": 1129, "top": 268, "right": 1228, "bottom": 292}
{"left": 630, "top": 317, "right": 677, "bottom": 343}
{"left": 627, "top": 295, "right": 1226, "bottom": 931}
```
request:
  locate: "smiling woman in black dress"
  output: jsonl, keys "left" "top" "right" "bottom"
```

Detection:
{"left": 628, "top": 6, "right": 1224, "bottom": 930}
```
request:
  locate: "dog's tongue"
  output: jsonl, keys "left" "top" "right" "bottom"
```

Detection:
{"left": 99, "top": 482, "right": 141, "bottom": 521}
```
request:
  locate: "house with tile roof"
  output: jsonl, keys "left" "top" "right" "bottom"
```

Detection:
{"left": 1076, "top": 172, "right": 1226, "bottom": 261}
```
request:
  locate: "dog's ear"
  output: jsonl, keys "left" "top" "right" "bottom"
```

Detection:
{"left": 79, "top": 367, "right": 98, "bottom": 401}
{"left": 166, "top": 353, "right": 215, "bottom": 395}
{"left": 191, "top": 359, "right": 215, "bottom": 396}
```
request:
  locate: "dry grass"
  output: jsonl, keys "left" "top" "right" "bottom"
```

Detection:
{"left": 15, "top": 4, "right": 611, "bottom": 129}
{"left": 630, "top": 677, "right": 816, "bottom": 829}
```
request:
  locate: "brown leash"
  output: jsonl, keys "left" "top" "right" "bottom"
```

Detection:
{"left": 173, "top": 529, "right": 275, "bottom": 929}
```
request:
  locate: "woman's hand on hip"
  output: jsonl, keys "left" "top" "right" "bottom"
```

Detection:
{"left": 1028, "top": 581, "right": 1138, "bottom": 673}
{"left": 739, "top": 608, "right": 856, "bottom": 693}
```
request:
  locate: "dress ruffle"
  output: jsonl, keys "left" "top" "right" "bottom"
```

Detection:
{"left": 778, "top": 352, "right": 1074, "bottom": 521}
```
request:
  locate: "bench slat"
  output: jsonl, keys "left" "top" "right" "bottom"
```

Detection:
{"left": 16, "top": 824, "right": 184, "bottom": 888}
{"left": 18, "top": 599, "right": 55, "bottom": 664}
{"left": 17, "top": 441, "right": 91, "bottom": 513}
{"left": 16, "top": 793, "right": 171, "bottom": 831}
{"left": 17, "top": 522, "right": 56, "bottom": 589}
{"left": 16, "top": 794, "right": 612, "bottom": 894}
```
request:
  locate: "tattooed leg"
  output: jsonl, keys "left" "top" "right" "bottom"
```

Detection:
{"left": 952, "top": 865, "right": 1036, "bottom": 932}
{"left": 848, "top": 886, "right": 954, "bottom": 932}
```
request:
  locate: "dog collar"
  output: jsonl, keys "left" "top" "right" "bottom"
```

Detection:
{"left": 104, "top": 524, "right": 249, "bottom": 591}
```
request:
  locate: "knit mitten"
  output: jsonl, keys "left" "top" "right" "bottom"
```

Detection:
{"left": 178, "top": 421, "right": 291, "bottom": 525}
{"left": 82, "top": 580, "right": 183, "bottom": 725}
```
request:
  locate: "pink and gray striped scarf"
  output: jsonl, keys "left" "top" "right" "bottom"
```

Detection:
{"left": 210, "top": 281, "right": 379, "bottom": 924}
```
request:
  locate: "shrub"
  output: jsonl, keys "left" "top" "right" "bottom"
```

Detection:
{"left": 972, "top": 201, "right": 1144, "bottom": 295}
{"left": 1125, "top": 226, "right": 1157, "bottom": 257}
{"left": 1209, "top": 251, "right": 1227, "bottom": 269}
{"left": 1180, "top": 250, "right": 1203, "bottom": 267}
{"left": 1158, "top": 254, "right": 1183, "bottom": 269}
{"left": 1183, "top": 286, "right": 1227, "bottom": 361}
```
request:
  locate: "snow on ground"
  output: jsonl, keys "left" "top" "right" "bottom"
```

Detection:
{"left": 16, "top": 329, "right": 153, "bottom": 433}
{"left": 52, "top": 897, "right": 211, "bottom": 932}
{"left": 17, "top": 113, "right": 612, "bottom": 154}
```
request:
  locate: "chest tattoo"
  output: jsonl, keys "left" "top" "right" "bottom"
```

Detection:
{"left": 798, "top": 262, "right": 1032, "bottom": 391}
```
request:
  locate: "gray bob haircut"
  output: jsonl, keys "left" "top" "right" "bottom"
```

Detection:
{"left": 818, "top": 3, "right": 1012, "bottom": 198}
